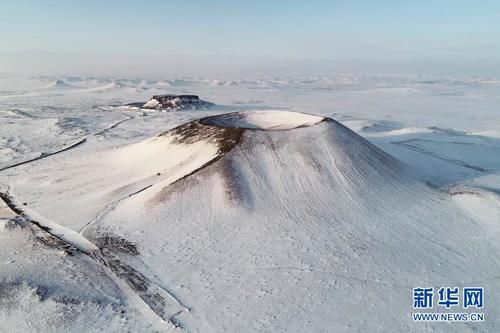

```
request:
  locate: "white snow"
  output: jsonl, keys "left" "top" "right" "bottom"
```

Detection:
{"left": 0, "top": 74, "right": 499, "bottom": 332}
{"left": 452, "top": 190, "right": 500, "bottom": 228}
{"left": 203, "top": 110, "right": 324, "bottom": 130}
{"left": 142, "top": 98, "right": 160, "bottom": 109}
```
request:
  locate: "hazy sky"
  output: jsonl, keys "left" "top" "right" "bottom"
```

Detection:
{"left": 1, "top": 0, "right": 499, "bottom": 77}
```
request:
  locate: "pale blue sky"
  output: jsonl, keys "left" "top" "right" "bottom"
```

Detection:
{"left": 1, "top": 0, "right": 499, "bottom": 77}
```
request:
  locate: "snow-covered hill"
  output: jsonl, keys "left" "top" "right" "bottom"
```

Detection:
{"left": 1, "top": 109, "right": 499, "bottom": 332}
{"left": 1, "top": 74, "right": 500, "bottom": 332}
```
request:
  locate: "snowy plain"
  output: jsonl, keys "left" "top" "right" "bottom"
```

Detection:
{"left": 0, "top": 75, "right": 499, "bottom": 332}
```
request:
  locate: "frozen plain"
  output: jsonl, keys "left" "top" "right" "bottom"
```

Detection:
{"left": 0, "top": 75, "right": 499, "bottom": 332}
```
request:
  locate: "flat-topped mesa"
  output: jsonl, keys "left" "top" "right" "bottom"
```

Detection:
{"left": 142, "top": 94, "right": 214, "bottom": 111}
{"left": 152, "top": 94, "right": 199, "bottom": 102}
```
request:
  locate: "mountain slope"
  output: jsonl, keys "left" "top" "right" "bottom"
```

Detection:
{"left": 2, "top": 111, "right": 499, "bottom": 332}
{"left": 78, "top": 111, "right": 499, "bottom": 332}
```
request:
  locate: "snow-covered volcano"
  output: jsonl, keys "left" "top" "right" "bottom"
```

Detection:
{"left": 1, "top": 110, "right": 499, "bottom": 332}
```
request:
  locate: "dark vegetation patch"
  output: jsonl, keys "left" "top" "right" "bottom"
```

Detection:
{"left": 94, "top": 232, "right": 139, "bottom": 256}
{"left": 95, "top": 249, "right": 180, "bottom": 325}
{"left": 217, "top": 157, "right": 252, "bottom": 207}
{"left": 159, "top": 120, "right": 243, "bottom": 155}
{"left": 35, "top": 232, "right": 78, "bottom": 255}
{"left": 0, "top": 192, "right": 24, "bottom": 215}
{"left": 150, "top": 119, "right": 246, "bottom": 205}
{"left": 448, "top": 189, "right": 481, "bottom": 196}
{"left": 104, "top": 256, "right": 149, "bottom": 292}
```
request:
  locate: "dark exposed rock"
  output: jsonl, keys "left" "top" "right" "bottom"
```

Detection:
{"left": 142, "top": 94, "right": 214, "bottom": 111}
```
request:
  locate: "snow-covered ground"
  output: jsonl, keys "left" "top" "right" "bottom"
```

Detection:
{"left": 0, "top": 75, "right": 499, "bottom": 332}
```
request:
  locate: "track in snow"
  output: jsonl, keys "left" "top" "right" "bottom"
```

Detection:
{"left": 392, "top": 139, "right": 489, "bottom": 172}
{"left": 0, "top": 138, "right": 87, "bottom": 172}
{"left": 0, "top": 111, "right": 133, "bottom": 172}
{"left": 0, "top": 189, "right": 189, "bottom": 330}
